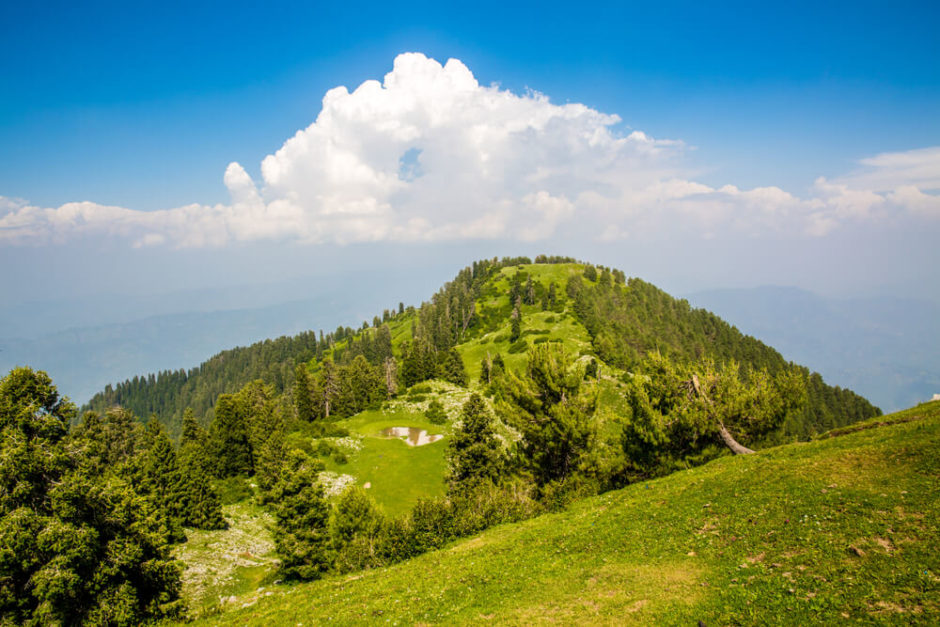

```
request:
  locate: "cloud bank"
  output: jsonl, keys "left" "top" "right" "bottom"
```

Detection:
{"left": 2, "top": 53, "right": 938, "bottom": 247}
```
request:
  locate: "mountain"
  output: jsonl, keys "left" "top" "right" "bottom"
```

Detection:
{"left": 685, "top": 286, "right": 940, "bottom": 412}
{"left": 0, "top": 299, "right": 351, "bottom": 406}
{"left": 84, "top": 258, "right": 879, "bottom": 440}
{"left": 66, "top": 257, "right": 889, "bottom": 619}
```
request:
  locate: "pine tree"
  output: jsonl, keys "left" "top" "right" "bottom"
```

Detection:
{"left": 209, "top": 394, "right": 253, "bottom": 477}
{"left": 330, "top": 486, "right": 385, "bottom": 572}
{"left": 137, "top": 419, "right": 188, "bottom": 542}
{"left": 447, "top": 394, "right": 503, "bottom": 491}
{"left": 497, "top": 344, "right": 595, "bottom": 487}
{"left": 269, "top": 451, "right": 332, "bottom": 581}
{"left": 295, "top": 364, "right": 316, "bottom": 422}
{"left": 0, "top": 368, "right": 184, "bottom": 625}
{"left": 510, "top": 305, "right": 522, "bottom": 342}
{"left": 425, "top": 398, "right": 447, "bottom": 424}
{"left": 177, "top": 409, "right": 226, "bottom": 530}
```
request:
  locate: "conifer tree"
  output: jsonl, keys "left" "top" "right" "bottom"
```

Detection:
{"left": 177, "top": 409, "right": 226, "bottom": 530}
{"left": 0, "top": 368, "right": 184, "bottom": 625}
{"left": 510, "top": 305, "right": 522, "bottom": 342}
{"left": 137, "top": 419, "right": 188, "bottom": 541}
{"left": 497, "top": 343, "right": 596, "bottom": 487}
{"left": 447, "top": 394, "right": 504, "bottom": 492}
{"left": 330, "top": 486, "right": 385, "bottom": 572}
{"left": 269, "top": 450, "right": 332, "bottom": 581}
{"left": 209, "top": 393, "right": 253, "bottom": 477}
{"left": 294, "top": 364, "right": 316, "bottom": 422}
{"left": 437, "top": 348, "right": 467, "bottom": 386}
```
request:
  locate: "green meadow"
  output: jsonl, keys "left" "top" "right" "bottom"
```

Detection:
{"left": 189, "top": 401, "right": 940, "bottom": 625}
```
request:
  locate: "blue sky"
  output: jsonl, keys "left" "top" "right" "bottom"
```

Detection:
{"left": 1, "top": 0, "right": 938, "bottom": 306}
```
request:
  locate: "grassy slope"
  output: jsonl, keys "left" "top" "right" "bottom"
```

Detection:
{"left": 194, "top": 401, "right": 940, "bottom": 625}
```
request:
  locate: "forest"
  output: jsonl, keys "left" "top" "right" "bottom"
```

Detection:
{"left": 3, "top": 257, "right": 883, "bottom": 624}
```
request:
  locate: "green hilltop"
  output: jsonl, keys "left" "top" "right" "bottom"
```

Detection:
{"left": 74, "top": 257, "right": 890, "bottom": 618}
{"left": 193, "top": 402, "right": 940, "bottom": 625}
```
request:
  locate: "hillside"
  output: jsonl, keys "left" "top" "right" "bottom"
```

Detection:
{"left": 84, "top": 258, "right": 879, "bottom": 439}
{"left": 193, "top": 401, "right": 940, "bottom": 625}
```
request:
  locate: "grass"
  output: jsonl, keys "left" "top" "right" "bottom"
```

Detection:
{"left": 189, "top": 401, "right": 940, "bottom": 625}
{"left": 318, "top": 407, "right": 451, "bottom": 518}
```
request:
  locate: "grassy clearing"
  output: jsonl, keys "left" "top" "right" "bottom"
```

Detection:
{"left": 190, "top": 401, "right": 940, "bottom": 625}
{"left": 318, "top": 405, "right": 452, "bottom": 518}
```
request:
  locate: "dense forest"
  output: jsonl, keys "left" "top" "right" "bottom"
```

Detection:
{"left": 5, "top": 256, "right": 883, "bottom": 624}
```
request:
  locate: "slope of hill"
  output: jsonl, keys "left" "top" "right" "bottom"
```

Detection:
{"left": 193, "top": 401, "right": 940, "bottom": 625}
{"left": 84, "top": 258, "right": 879, "bottom": 439}
{"left": 685, "top": 286, "right": 940, "bottom": 412}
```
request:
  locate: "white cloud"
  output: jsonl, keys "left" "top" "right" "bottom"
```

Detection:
{"left": 1, "top": 53, "right": 939, "bottom": 248}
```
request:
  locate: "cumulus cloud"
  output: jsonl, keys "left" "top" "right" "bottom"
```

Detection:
{"left": 1, "top": 53, "right": 939, "bottom": 247}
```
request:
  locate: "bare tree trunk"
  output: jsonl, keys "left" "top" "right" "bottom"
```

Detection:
{"left": 717, "top": 424, "right": 755, "bottom": 455}
{"left": 691, "top": 374, "right": 755, "bottom": 455}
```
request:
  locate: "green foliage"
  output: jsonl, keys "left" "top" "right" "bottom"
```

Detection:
{"left": 204, "top": 404, "right": 940, "bottom": 624}
{"left": 447, "top": 394, "right": 504, "bottom": 491}
{"left": 294, "top": 364, "right": 316, "bottom": 422}
{"left": 425, "top": 398, "right": 447, "bottom": 424}
{"left": 497, "top": 343, "right": 596, "bottom": 487}
{"left": 213, "top": 476, "right": 253, "bottom": 506}
{"left": 622, "top": 352, "right": 805, "bottom": 476}
{"left": 209, "top": 394, "right": 253, "bottom": 478}
{"left": 330, "top": 486, "right": 385, "bottom": 573}
{"left": 135, "top": 419, "right": 188, "bottom": 542}
{"left": 0, "top": 368, "right": 183, "bottom": 625}
{"left": 268, "top": 451, "right": 331, "bottom": 581}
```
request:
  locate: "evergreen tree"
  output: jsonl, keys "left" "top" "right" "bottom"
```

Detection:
{"left": 209, "top": 394, "right": 253, "bottom": 477}
{"left": 622, "top": 352, "right": 805, "bottom": 476}
{"left": 295, "top": 364, "right": 316, "bottom": 422}
{"left": 447, "top": 394, "right": 504, "bottom": 491}
{"left": 480, "top": 354, "right": 492, "bottom": 385}
{"left": 437, "top": 348, "right": 467, "bottom": 387}
{"left": 269, "top": 451, "right": 332, "bottom": 581}
{"left": 177, "top": 409, "right": 226, "bottom": 530}
{"left": 0, "top": 368, "right": 183, "bottom": 625}
{"left": 136, "top": 419, "right": 188, "bottom": 542}
{"left": 330, "top": 486, "right": 385, "bottom": 572}
{"left": 497, "top": 344, "right": 596, "bottom": 487}
{"left": 510, "top": 305, "right": 522, "bottom": 342}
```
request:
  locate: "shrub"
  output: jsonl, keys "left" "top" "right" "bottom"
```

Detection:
{"left": 425, "top": 398, "right": 447, "bottom": 424}
{"left": 508, "top": 339, "right": 528, "bottom": 354}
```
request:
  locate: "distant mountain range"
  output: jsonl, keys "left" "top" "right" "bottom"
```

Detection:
{"left": 685, "top": 286, "right": 940, "bottom": 412}
{"left": 0, "top": 300, "right": 333, "bottom": 405}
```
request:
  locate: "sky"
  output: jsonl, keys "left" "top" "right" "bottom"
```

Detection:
{"left": 1, "top": 0, "right": 939, "bottom": 314}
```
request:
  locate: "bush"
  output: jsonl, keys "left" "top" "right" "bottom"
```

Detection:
{"left": 409, "top": 498, "right": 456, "bottom": 553}
{"left": 508, "top": 339, "right": 528, "bottom": 354}
{"left": 425, "top": 398, "right": 447, "bottom": 424}
{"left": 332, "top": 451, "right": 349, "bottom": 465}
{"left": 410, "top": 394, "right": 427, "bottom": 403}
{"left": 317, "top": 439, "right": 335, "bottom": 457}
{"left": 410, "top": 383, "right": 432, "bottom": 395}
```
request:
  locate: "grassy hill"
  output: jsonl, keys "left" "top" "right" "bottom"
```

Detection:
{"left": 191, "top": 401, "right": 939, "bottom": 625}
